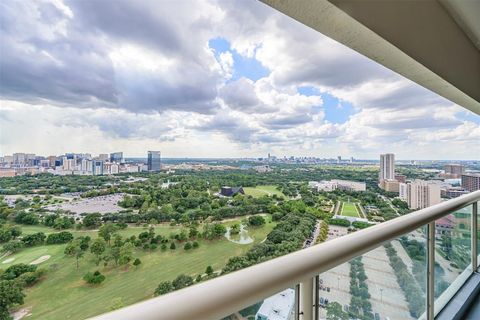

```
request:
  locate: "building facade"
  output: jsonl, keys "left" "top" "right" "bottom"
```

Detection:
{"left": 399, "top": 180, "right": 441, "bottom": 210}
{"left": 147, "top": 151, "right": 161, "bottom": 171}
{"left": 379, "top": 153, "right": 395, "bottom": 181}
{"left": 461, "top": 174, "right": 480, "bottom": 192}
{"left": 444, "top": 164, "right": 465, "bottom": 178}
{"left": 110, "top": 152, "right": 123, "bottom": 163}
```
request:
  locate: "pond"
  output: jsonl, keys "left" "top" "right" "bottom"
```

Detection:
{"left": 224, "top": 224, "right": 254, "bottom": 244}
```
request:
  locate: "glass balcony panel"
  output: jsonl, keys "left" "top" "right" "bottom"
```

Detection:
{"left": 317, "top": 228, "right": 426, "bottom": 320}
{"left": 434, "top": 204, "right": 473, "bottom": 315}
{"left": 223, "top": 288, "right": 296, "bottom": 320}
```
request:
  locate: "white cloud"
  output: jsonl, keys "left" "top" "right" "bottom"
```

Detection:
{"left": 0, "top": 0, "right": 478, "bottom": 159}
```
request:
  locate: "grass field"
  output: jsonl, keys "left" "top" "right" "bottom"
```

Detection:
{"left": 341, "top": 202, "right": 360, "bottom": 217}
{"left": 3, "top": 218, "right": 275, "bottom": 319}
{"left": 243, "top": 185, "right": 285, "bottom": 198}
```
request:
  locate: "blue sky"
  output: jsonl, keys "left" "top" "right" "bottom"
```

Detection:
{"left": 0, "top": 0, "right": 478, "bottom": 159}
{"left": 209, "top": 38, "right": 269, "bottom": 82}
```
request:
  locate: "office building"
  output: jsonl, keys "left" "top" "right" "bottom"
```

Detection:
{"left": 13, "top": 153, "right": 26, "bottom": 165}
{"left": 399, "top": 180, "right": 441, "bottom": 210}
{"left": 98, "top": 154, "right": 109, "bottom": 161}
{"left": 379, "top": 153, "right": 395, "bottom": 181}
{"left": 92, "top": 161, "right": 104, "bottom": 175}
{"left": 147, "top": 151, "right": 161, "bottom": 171}
{"left": 461, "top": 174, "right": 480, "bottom": 192}
{"left": 110, "top": 152, "right": 123, "bottom": 163}
{"left": 445, "top": 164, "right": 465, "bottom": 178}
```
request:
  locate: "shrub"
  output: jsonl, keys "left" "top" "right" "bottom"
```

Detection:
{"left": 83, "top": 271, "right": 105, "bottom": 285}
{"left": 154, "top": 281, "right": 173, "bottom": 296}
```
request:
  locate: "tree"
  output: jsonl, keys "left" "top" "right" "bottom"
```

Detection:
{"left": 83, "top": 271, "right": 105, "bottom": 285}
{"left": 170, "top": 242, "right": 176, "bottom": 250}
{"left": 2, "top": 240, "right": 24, "bottom": 253}
{"left": 192, "top": 241, "right": 199, "bottom": 249}
{"left": 21, "top": 232, "right": 45, "bottom": 247}
{"left": 2, "top": 264, "right": 37, "bottom": 280}
{"left": 46, "top": 231, "right": 73, "bottom": 244}
{"left": 205, "top": 265, "right": 214, "bottom": 276}
{"left": 326, "top": 302, "right": 348, "bottom": 320}
{"left": 64, "top": 240, "right": 84, "bottom": 269}
{"left": 0, "top": 280, "right": 25, "bottom": 319}
{"left": 83, "top": 213, "right": 102, "bottom": 228}
{"left": 133, "top": 258, "right": 141, "bottom": 268}
{"left": 230, "top": 223, "right": 240, "bottom": 235}
{"left": 90, "top": 238, "right": 106, "bottom": 266}
{"left": 154, "top": 281, "right": 173, "bottom": 296}
{"left": 184, "top": 242, "right": 192, "bottom": 250}
{"left": 172, "top": 274, "right": 193, "bottom": 290}
{"left": 248, "top": 216, "right": 265, "bottom": 227}
{"left": 99, "top": 223, "right": 118, "bottom": 245}
{"left": 78, "top": 236, "right": 91, "bottom": 251}
{"left": 119, "top": 242, "right": 134, "bottom": 267}
{"left": 110, "top": 246, "right": 121, "bottom": 266}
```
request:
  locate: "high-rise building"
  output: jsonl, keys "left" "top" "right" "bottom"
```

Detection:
{"left": 48, "top": 156, "right": 57, "bottom": 167}
{"left": 98, "top": 154, "right": 109, "bottom": 161}
{"left": 461, "top": 174, "right": 480, "bottom": 192}
{"left": 444, "top": 164, "right": 465, "bottom": 178}
{"left": 147, "top": 151, "right": 161, "bottom": 171}
{"left": 92, "top": 160, "right": 104, "bottom": 175}
{"left": 399, "top": 180, "right": 441, "bottom": 209}
{"left": 379, "top": 153, "right": 395, "bottom": 181}
{"left": 13, "top": 153, "right": 26, "bottom": 165}
{"left": 110, "top": 152, "right": 123, "bottom": 163}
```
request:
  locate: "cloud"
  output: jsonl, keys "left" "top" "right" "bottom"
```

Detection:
{"left": 0, "top": 0, "right": 478, "bottom": 159}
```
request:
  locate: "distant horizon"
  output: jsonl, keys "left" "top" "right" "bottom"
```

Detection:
{"left": 2, "top": 153, "right": 478, "bottom": 162}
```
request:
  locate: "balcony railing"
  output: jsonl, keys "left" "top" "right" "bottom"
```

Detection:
{"left": 92, "top": 190, "right": 480, "bottom": 320}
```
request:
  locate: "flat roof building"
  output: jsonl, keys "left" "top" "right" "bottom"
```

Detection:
{"left": 255, "top": 288, "right": 295, "bottom": 320}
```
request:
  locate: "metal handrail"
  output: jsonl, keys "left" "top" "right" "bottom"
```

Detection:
{"left": 92, "top": 190, "right": 480, "bottom": 320}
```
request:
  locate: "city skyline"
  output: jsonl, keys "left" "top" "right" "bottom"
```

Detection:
{"left": 1, "top": 0, "right": 479, "bottom": 160}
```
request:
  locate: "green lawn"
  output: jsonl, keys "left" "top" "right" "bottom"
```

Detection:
{"left": 243, "top": 185, "right": 285, "bottom": 198}
{"left": 4, "top": 219, "right": 275, "bottom": 320}
{"left": 341, "top": 202, "right": 360, "bottom": 217}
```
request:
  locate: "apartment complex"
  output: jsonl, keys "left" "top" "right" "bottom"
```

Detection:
{"left": 399, "top": 180, "right": 442, "bottom": 210}
{"left": 442, "top": 164, "right": 466, "bottom": 178}
{"left": 461, "top": 174, "right": 480, "bottom": 192}
{"left": 379, "top": 153, "right": 395, "bottom": 181}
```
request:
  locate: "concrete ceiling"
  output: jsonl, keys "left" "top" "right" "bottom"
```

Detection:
{"left": 261, "top": 0, "right": 480, "bottom": 115}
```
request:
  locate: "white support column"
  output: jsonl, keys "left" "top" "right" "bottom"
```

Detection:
{"left": 427, "top": 222, "right": 435, "bottom": 319}
{"left": 300, "top": 278, "right": 314, "bottom": 320}
{"left": 473, "top": 202, "right": 478, "bottom": 271}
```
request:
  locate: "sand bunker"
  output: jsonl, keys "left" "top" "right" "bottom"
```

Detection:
{"left": 30, "top": 255, "right": 51, "bottom": 265}
{"left": 2, "top": 257, "right": 15, "bottom": 264}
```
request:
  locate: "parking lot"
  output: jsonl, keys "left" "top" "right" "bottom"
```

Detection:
{"left": 363, "top": 246, "right": 414, "bottom": 320}
{"left": 44, "top": 193, "right": 125, "bottom": 218}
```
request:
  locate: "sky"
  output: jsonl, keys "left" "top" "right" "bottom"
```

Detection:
{"left": 0, "top": 0, "right": 479, "bottom": 160}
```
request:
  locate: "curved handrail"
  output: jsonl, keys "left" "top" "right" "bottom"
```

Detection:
{"left": 92, "top": 190, "right": 480, "bottom": 320}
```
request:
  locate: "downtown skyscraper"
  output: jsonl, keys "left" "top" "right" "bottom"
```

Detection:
{"left": 147, "top": 151, "right": 161, "bottom": 171}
